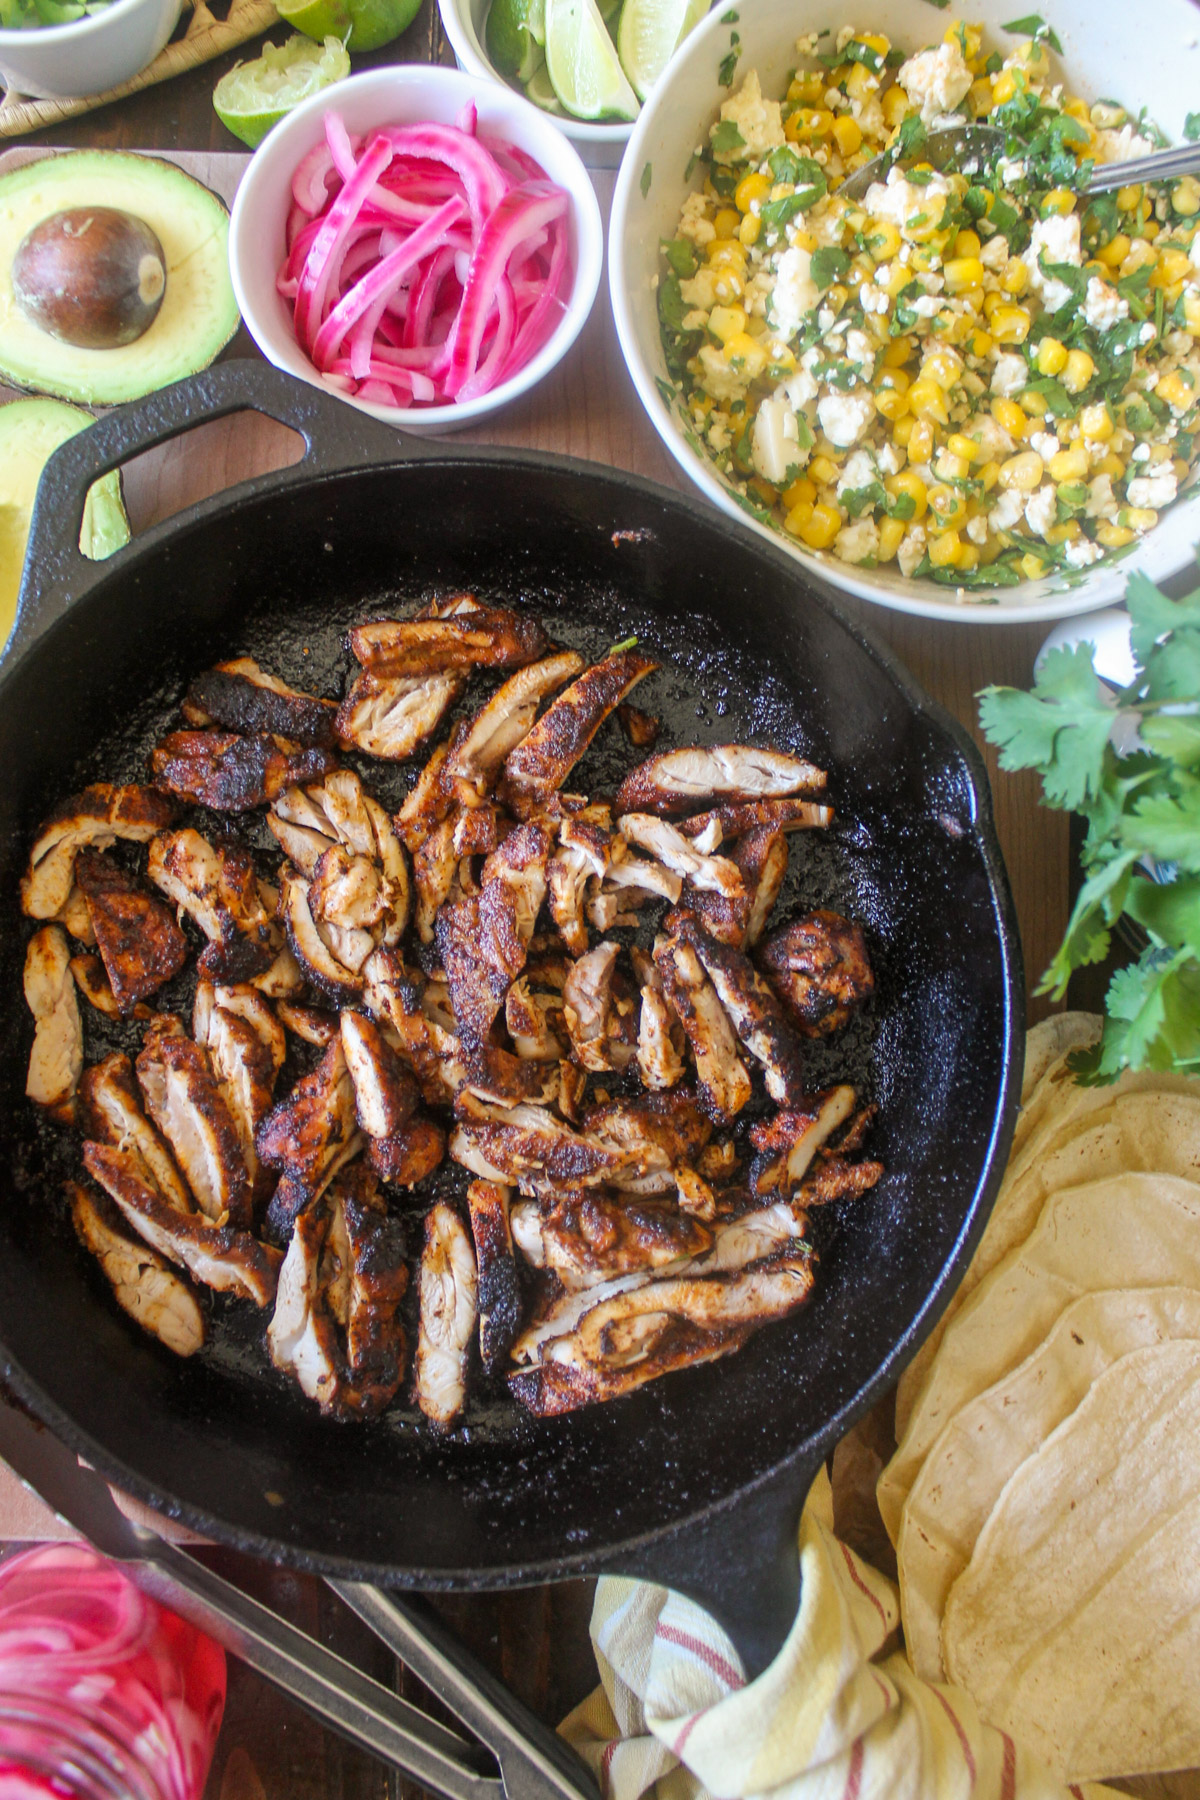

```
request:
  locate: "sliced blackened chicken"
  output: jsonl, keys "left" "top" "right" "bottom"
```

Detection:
{"left": 505, "top": 965, "right": 566, "bottom": 1061}
{"left": 74, "top": 850, "right": 188, "bottom": 1013}
{"left": 673, "top": 916, "right": 805, "bottom": 1106}
{"left": 70, "top": 1181, "right": 206, "bottom": 1357}
{"left": 278, "top": 865, "right": 364, "bottom": 1006}
{"left": 668, "top": 826, "right": 788, "bottom": 950}
{"left": 675, "top": 795, "right": 833, "bottom": 842}
{"left": 617, "top": 814, "right": 744, "bottom": 897}
{"left": 79, "top": 1053, "right": 192, "bottom": 1214}
{"left": 413, "top": 817, "right": 461, "bottom": 945}
{"left": 584, "top": 1089, "right": 712, "bottom": 1189}
{"left": 395, "top": 741, "right": 454, "bottom": 854}
{"left": 22, "top": 784, "right": 176, "bottom": 922}
{"left": 55, "top": 885, "right": 96, "bottom": 946}
{"left": 748, "top": 1087, "right": 859, "bottom": 1196}
{"left": 631, "top": 947, "right": 685, "bottom": 1092}
{"left": 183, "top": 658, "right": 338, "bottom": 748}
{"left": 758, "top": 912, "right": 874, "bottom": 1036}
{"left": 502, "top": 650, "right": 658, "bottom": 811}
{"left": 256, "top": 1036, "right": 360, "bottom": 1216}
{"left": 336, "top": 671, "right": 464, "bottom": 761}
{"left": 449, "top": 1100, "right": 655, "bottom": 1196}
{"left": 340, "top": 1010, "right": 420, "bottom": 1139}
{"left": 415, "top": 1203, "right": 478, "bottom": 1426}
{"left": 653, "top": 936, "right": 751, "bottom": 1123}
{"left": 350, "top": 601, "right": 548, "bottom": 678}
{"left": 135, "top": 1028, "right": 253, "bottom": 1231}
{"left": 466, "top": 1180, "right": 522, "bottom": 1373}
{"left": 276, "top": 1000, "right": 340, "bottom": 1046}
{"left": 547, "top": 818, "right": 611, "bottom": 955}
{"left": 618, "top": 703, "right": 660, "bottom": 749}
{"left": 70, "top": 954, "right": 149, "bottom": 1021}
{"left": 615, "top": 745, "right": 827, "bottom": 815}
{"left": 445, "top": 650, "right": 584, "bottom": 804}
{"left": 512, "top": 1191, "right": 712, "bottom": 1290}
{"left": 268, "top": 1165, "right": 408, "bottom": 1419}
{"left": 151, "top": 731, "right": 336, "bottom": 811}
{"left": 367, "top": 1114, "right": 446, "bottom": 1188}
{"left": 561, "top": 940, "right": 623, "bottom": 1073}
{"left": 437, "top": 823, "right": 549, "bottom": 1045}
{"left": 81, "top": 1142, "right": 280, "bottom": 1307}
{"left": 193, "top": 981, "right": 286, "bottom": 1195}
{"left": 148, "top": 830, "right": 277, "bottom": 982}
{"left": 24, "top": 925, "right": 83, "bottom": 1120}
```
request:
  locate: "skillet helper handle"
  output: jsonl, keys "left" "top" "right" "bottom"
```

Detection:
{"left": 331, "top": 1582, "right": 601, "bottom": 1800}
{"left": 12, "top": 360, "right": 419, "bottom": 663}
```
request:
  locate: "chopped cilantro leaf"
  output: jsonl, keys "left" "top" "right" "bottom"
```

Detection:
{"left": 640, "top": 161, "right": 652, "bottom": 199}
{"left": 718, "top": 46, "right": 740, "bottom": 86}
{"left": 1001, "top": 12, "right": 1063, "bottom": 53}
{"left": 810, "top": 246, "right": 850, "bottom": 290}
{"left": 710, "top": 119, "right": 745, "bottom": 155}
{"left": 1186, "top": 111, "right": 1200, "bottom": 142}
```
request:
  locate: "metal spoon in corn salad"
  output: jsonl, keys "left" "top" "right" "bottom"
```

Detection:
{"left": 658, "top": 20, "right": 1200, "bottom": 594}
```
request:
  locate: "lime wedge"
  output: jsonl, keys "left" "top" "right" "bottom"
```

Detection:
{"left": 486, "top": 0, "right": 545, "bottom": 82}
{"left": 545, "top": 0, "right": 638, "bottom": 120}
{"left": 617, "top": 0, "right": 708, "bottom": 99}
{"left": 213, "top": 34, "right": 350, "bottom": 147}
{"left": 524, "top": 56, "right": 566, "bottom": 111}
{"left": 273, "top": 0, "right": 419, "bottom": 53}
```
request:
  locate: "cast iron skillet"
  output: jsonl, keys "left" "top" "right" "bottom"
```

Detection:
{"left": 0, "top": 362, "right": 1022, "bottom": 1676}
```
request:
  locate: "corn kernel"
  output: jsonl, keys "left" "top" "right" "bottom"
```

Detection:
{"left": 748, "top": 477, "right": 778, "bottom": 506}
{"left": 794, "top": 106, "right": 835, "bottom": 140}
{"left": 968, "top": 328, "right": 994, "bottom": 359}
{"left": 893, "top": 415, "right": 917, "bottom": 447}
{"left": 991, "top": 397, "right": 1028, "bottom": 438}
{"left": 845, "top": 63, "right": 875, "bottom": 102}
{"left": 884, "top": 336, "right": 915, "bottom": 368}
{"left": 1095, "top": 522, "right": 1135, "bottom": 548}
{"left": 1036, "top": 337, "right": 1069, "bottom": 376}
{"left": 707, "top": 238, "right": 746, "bottom": 271}
{"left": 934, "top": 453, "right": 970, "bottom": 482}
{"left": 1020, "top": 389, "right": 1050, "bottom": 417}
{"left": 881, "top": 86, "right": 909, "bottom": 128}
{"left": 1012, "top": 35, "right": 1048, "bottom": 72}
{"left": 943, "top": 255, "right": 985, "bottom": 294}
{"left": 908, "top": 418, "right": 935, "bottom": 463}
{"left": 825, "top": 284, "right": 849, "bottom": 314}
{"left": 808, "top": 454, "right": 840, "bottom": 486}
{"left": 1156, "top": 369, "right": 1197, "bottom": 412}
{"left": 708, "top": 305, "right": 747, "bottom": 345}
{"left": 1050, "top": 446, "right": 1090, "bottom": 482}
{"left": 723, "top": 332, "right": 769, "bottom": 378}
{"left": 945, "top": 433, "right": 980, "bottom": 465}
{"left": 1046, "top": 520, "right": 1082, "bottom": 544}
{"left": 1123, "top": 506, "right": 1159, "bottom": 532}
{"left": 1061, "top": 349, "right": 1094, "bottom": 395}
{"left": 1183, "top": 292, "right": 1200, "bottom": 331}
{"left": 781, "top": 475, "right": 816, "bottom": 511}
{"left": 734, "top": 172, "right": 771, "bottom": 213}
{"left": 928, "top": 528, "right": 962, "bottom": 567}
{"left": 832, "top": 115, "right": 863, "bottom": 157}
{"left": 878, "top": 515, "right": 907, "bottom": 562}
{"left": 906, "top": 378, "right": 949, "bottom": 423}
{"left": 1020, "top": 551, "right": 1049, "bottom": 579}
{"left": 1116, "top": 184, "right": 1143, "bottom": 212}
{"left": 864, "top": 219, "right": 902, "bottom": 261}
{"left": 875, "top": 386, "right": 910, "bottom": 422}
{"left": 1097, "top": 233, "right": 1131, "bottom": 268}
{"left": 1097, "top": 452, "right": 1126, "bottom": 480}
{"left": 1063, "top": 98, "right": 1090, "bottom": 124}
{"left": 787, "top": 70, "right": 825, "bottom": 104}
{"left": 738, "top": 214, "right": 761, "bottom": 247}
{"left": 923, "top": 348, "right": 962, "bottom": 390}
{"left": 860, "top": 30, "right": 890, "bottom": 54}
{"left": 1001, "top": 260, "right": 1029, "bottom": 295}
{"left": 1173, "top": 175, "right": 1200, "bottom": 217}
{"left": 991, "top": 305, "right": 1031, "bottom": 344}
{"left": 1148, "top": 442, "right": 1173, "bottom": 464}
{"left": 876, "top": 367, "right": 911, "bottom": 397}
{"left": 978, "top": 459, "right": 1001, "bottom": 491}
{"left": 783, "top": 500, "right": 814, "bottom": 539}
{"left": 1042, "top": 188, "right": 1077, "bottom": 217}
{"left": 885, "top": 470, "right": 928, "bottom": 519}
{"left": 1153, "top": 247, "right": 1194, "bottom": 287}
{"left": 1174, "top": 457, "right": 1192, "bottom": 482}
{"left": 1080, "top": 402, "right": 1113, "bottom": 442}
{"left": 998, "top": 450, "right": 1045, "bottom": 491}
{"left": 992, "top": 68, "right": 1017, "bottom": 105}
{"left": 954, "top": 228, "right": 983, "bottom": 259}
{"left": 928, "top": 484, "right": 966, "bottom": 526}
{"left": 956, "top": 544, "right": 981, "bottom": 571}
{"left": 796, "top": 502, "right": 841, "bottom": 550}
{"left": 711, "top": 269, "right": 745, "bottom": 303}
{"left": 766, "top": 345, "right": 795, "bottom": 373}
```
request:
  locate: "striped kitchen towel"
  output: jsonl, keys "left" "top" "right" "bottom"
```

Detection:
{"left": 560, "top": 1467, "right": 1120, "bottom": 1800}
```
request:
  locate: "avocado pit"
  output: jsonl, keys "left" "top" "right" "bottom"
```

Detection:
{"left": 12, "top": 207, "right": 166, "bottom": 351}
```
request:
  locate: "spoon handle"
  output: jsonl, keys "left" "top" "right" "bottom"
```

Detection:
{"left": 1085, "top": 143, "right": 1200, "bottom": 192}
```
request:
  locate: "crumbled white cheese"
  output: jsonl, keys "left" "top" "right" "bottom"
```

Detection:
{"left": 1166, "top": 330, "right": 1195, "bottom": 356}
{"left": 707, "top": 419, "right": 731, "bottom": 452}
{"left": 970, "top": 413, "right": 1016, "bottom": 462}
{"left": 966, "top": 515, "right": 989, "bottom": 545}
{"left": 1086, "top": 473, "right": 1117, "bottom": 519}
{"left": 768, "top": 246, "right": 818, "bottom": 341}
{"left": 844, "top": 329, "right": 876, "bottom": 377}
{"left": 817, "top": 389, "right": 875, "bottom": 447}
{"left": 876, "top": 442, "right": 903, "bottom": 475}
{"left": 1095, "top": 123, "right": 1156, "bottom": 163}
{"left": 795, "top": 30, "right": 819, "bottom": 55}
{"left": 712, "top": 70, "right": 785, "bottom": 163}
{"left": 998, "top": 157, "right": 1028, "bottom": 187}
{"left": 783, "top": 366, "right": 819, "bottom": 409}
{"left": 1139, "top": 321, "right": 1158, "bottom": 345}
{"left": 860, "top": 282, "right": 890, "bottom": 314}
{"left": 1031, "top": 431, "right": 1061, "bottom": 461}
{"left": 678, "top": 192, "right": 715, "bottom": 247}
{"left": 1065, "top": 538, "right": 1105, "bottom": 567}
{"left": 1022, "top": 213, "right": 1082, "bottom": 312}
{"left": 751, "top": 396, "right": 808, "bottom": 483}
{"left": 1131, "top": 442, "right": 1151, "bottom": 462}
{"left": 1127, "top": 469, "right": 1178, "bottom": 509}
{"left": 897, "top": 524, "right": 927, "bottom": 577}
{"left": 680, "top": 266, "right": 719, "bottom": 309}
{"left": 837, "top": 449, "right": 878, "bottom": 495}
{"left": 911, "top": 294, "right": 946, "bottom": 318}
{"left": 991, "top": 354, "right": 1028, "bottom": 397}
{"left": 897, "top": 39, "right": 972, "bottom": 124}
{"left": 1024, "top": 484, "right": 1058, "bottom": 538}
{"left": 696, "top": 344, "right": 749, "bottom": 405}
{"left": 817, "top": 306, "right": 837, "bottom": 333}
{"left": 834, "top": 516, "right": 880, "bottom": 564}
{"left": 836, "top": 24, "right": 855, "bottom": 52}
{"left": 980, "top": 233, "right": 1009, "bottom": 271}
{"left": 863, "top": 165, "right": 953, "bottom": 235}
{"left": 1083, "top": 276, "right": 1129, "bottom": 333}
{"left": 989, "top": 489, "right": 1026, "bottom": 532}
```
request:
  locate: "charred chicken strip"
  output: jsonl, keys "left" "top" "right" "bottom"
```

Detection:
{"left": 448, "top": 1101, "right": 649, "bottom": 1195}
{"left": 438, "top": 823, "right": 549, "bottom": 1045}
{"left": 74, "top": 850, "right": 188, "bottom": 1013}
{"left": 466, "top": 1180, "right": 522, "bottom": 1374}
{"left": 81, "top": 1142, "right": 280, "bottom": 1307}
{"left": 79, "top": 1053, "right": 192, "bottom": 1214}
{"left": 749, "top": 1087, "right": 859, "bottom": 1196}
{"left": 256, "top": 1037, "right": 359, "bottom": 1204}
{"left": 136, "top": 1027, "right": 253, "bottom": 1231}
{"left": 615, "top": 745, "right": 827, "bottom": 815}
{"left": 148, "top": 829, "right": 277, "bottom": 982}
{"left": 631, "top": 947, "right": 685, "bottom": 1092}
{"left": 278, "top": 865, "right": 363, "bottom": 1005}
{"left": 335, "top": 671, "right": 464, "bottom": 761}
{"left": 584, "top": 1090, "right": 713, "bottom": 1188}
{"left": 758, "top": 912, "right": 875, "bottom": 1037}
{"left": 512, "top": 1191, "right": 713, "bottom": 1290}
{"left": 415, "top": 1203, "right": 478, "bottom": 1426}
{"left": 668, "top": 826, "right": 789, "bottom": 950}
{"left": 22, "top": 784, "right": 176, "bottom": 921}
{"left": 673, "top": 916, "right": 805, "bottom": 1107}
{"left": 70, "top": 954, "right": 150, "bottom": 1021}
{"left": 151, "top": 731, "right": 336, "bottom": 812}
{"left": 183, "top": 658, "right": 338, "bottom": 749}
{"left": 340, "top": 1010, "right": 420, "bottom": 1138}
{"left": 653, "top": 936, "right": 751, "bottom": 1123}
{"left": 395, "top": 741, "right": 453, "bottom": 853}
{"left": 276, "top": 1000, "right": 340, "bottom": 1046}
{"left": 445, "top": 650, "right": 585, "bottom": 803}
{"left": 193, "top": 981, "right": 286, "bottom": 1194}
{"left": 24, "top": 925, "right": 83, "bottom": 1120}
{"left": 502, "top": 650, "right": 658, "bottom": 811}
{"left": 55, "top": 886, "right": 96, "bottom": 946}
{"left": 561, "top": 941, "right": 627, "bottom": 1074}
{"left": 618, "top": 704, "right": 660, "bottom": 750}
{"left": 617, "top": 815, "right": 744, "bottom": 898}
{"left": 367, "top": 1114, "right": 446, "bottom": 1187}
{"left": 70, "top": 1181, "right": 206, "bottom": 1358}
{"left": 505, "top": 975, "right": 565, "bottom": 1061}
{"left": 675, "top": 796, "right": 834, "bottom": 842}
{"left": 413, "top": 817, "right": 462, "bottom": 944}
{"left": 268, "top": 1165, "right": 407, "bottom": 1419}
{"left": 547, "top": 819, "right": 611, "bottom": 955}
{"left": 349, "top": 601, "right": 549, "bottom": 679}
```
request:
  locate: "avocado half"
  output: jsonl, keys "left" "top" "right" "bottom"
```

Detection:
{"left": 0, "top": 151, "right": 241, "bottom": 406}
{"left": 0, "top": 396, "right": 130, "bottom": 653}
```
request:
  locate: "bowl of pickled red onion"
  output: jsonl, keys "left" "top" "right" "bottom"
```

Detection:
{"left": 229, "top": 65, "right": 603, "bottom": 432}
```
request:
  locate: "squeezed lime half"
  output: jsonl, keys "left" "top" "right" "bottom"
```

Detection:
{"left": 213, "top": 34, "right": 350, "bottom": 147}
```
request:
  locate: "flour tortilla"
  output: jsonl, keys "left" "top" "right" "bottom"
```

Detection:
{"left": 898, "top": 1286, "right": 1200, "bottom": 1681}
{"left": 878, "top": 1171, "right": 1200, "bottom": 1544}
{"left": 892, "top": 1057, "right": 1200, "bottom": 1448}
{"left": 942, "top": 1341, "right": 1200, "bottom": 1781}
{"left": 1019, "top": 1011, "right": 1103, "bottom": 1118}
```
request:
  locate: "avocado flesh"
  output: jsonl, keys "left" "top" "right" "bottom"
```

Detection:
{"left": 0, "top": 396, "right": 130, "bottom": 654}
{"left": 0, "top": 151, "right": 240, "bottom": 406}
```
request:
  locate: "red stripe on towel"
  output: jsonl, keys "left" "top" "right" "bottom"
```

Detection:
{"left": 930, "top": 1686, "right": 977, "bottom": 1786}
{"left": 655, "top": 1623, "right": 744, "bottom": 1691}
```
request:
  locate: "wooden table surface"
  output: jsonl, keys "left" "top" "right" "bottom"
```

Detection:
{"left": 4, "top": 12, "right": 1074, "bottom": 1795}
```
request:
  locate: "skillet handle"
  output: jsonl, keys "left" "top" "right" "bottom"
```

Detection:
{"left": 603, "top": 1457, "right": 815, "bottom": 1682}
{"left": 11, "top": 360, "right": 422, "bottom": 665}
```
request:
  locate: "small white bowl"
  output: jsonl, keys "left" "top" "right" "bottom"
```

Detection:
{"left": 0, "top": 0, "right": 180, "bottom": 100}
{"left": 437, "top": 0, "right": 631, "bottom": 170}
{"left": 610, "top": 0, "right": 1200, "bottom": 623}
{"left": 229, "top": 65, "right": 603, "bottom": 435}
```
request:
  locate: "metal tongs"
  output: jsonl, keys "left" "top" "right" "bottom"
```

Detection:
{"left": 0, "top": 1405, "right": 598, "bottom": 1800}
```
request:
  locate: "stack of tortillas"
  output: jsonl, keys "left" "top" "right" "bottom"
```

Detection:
{"left": 880, "top": 1011, "right": 1200, "bottom": 1783}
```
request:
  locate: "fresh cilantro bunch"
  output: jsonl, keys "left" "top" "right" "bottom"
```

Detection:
{"left": 979, "top": 569, "right": 1200, "bottom": 1083}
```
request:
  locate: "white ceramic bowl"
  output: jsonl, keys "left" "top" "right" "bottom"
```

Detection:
{"left": 229, "top": 65, "right": 603, "bottom": 435}
{"left": 610, "top": 0, "right": 1200, "bottom": 623}
{"left": 437, "top": 0, "right": 632, "bottom": 169}
{"left": 0, "top": 0, "right": 180, "bottom": 100}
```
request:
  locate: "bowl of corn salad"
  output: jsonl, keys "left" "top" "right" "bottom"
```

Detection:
{"left": 610, "top": 0, "right": 1200, "bottom": 620}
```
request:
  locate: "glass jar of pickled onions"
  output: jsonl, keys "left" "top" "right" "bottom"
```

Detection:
{"left": 0, "top": 1543, "right": 226, "bottom": 1800}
